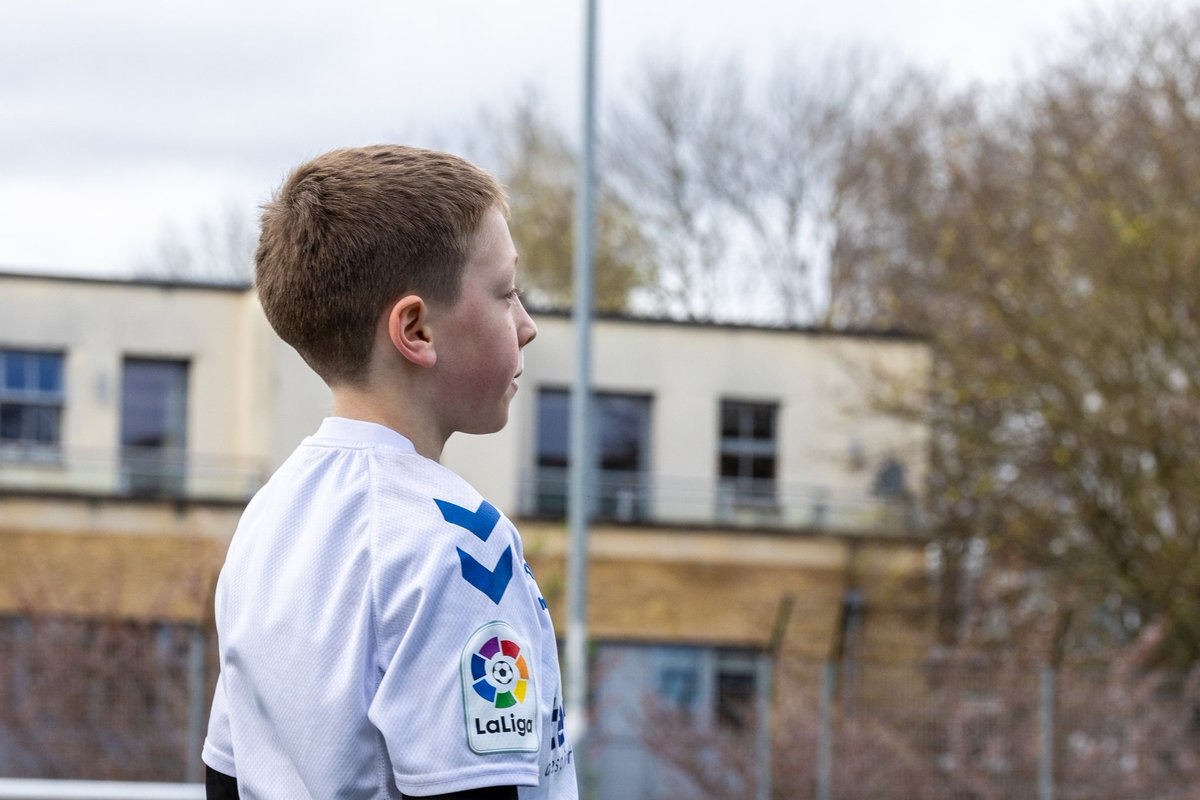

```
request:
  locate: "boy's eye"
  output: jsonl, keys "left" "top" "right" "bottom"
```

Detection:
{"left": 505, "top": 287, "right": 525, "bottom": 301}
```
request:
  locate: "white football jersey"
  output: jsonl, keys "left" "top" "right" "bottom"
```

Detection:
{"left": 203, "top": 418, "right": 577, "bottom": 799}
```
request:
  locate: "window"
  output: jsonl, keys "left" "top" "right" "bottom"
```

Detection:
{"left": 719, "top": 400, "right": 778, "bottom": 504}
{"left": 120, "top": 358, "right": 188, "bottom": 496}
{"left": 534, "top": 390, "right": 570, "bottom": 516}
{"left": 534, "top": 389, "right": 652, "bottom": 520}
{"left": 659, "top": 666, "right": 699, "bottom": 712}
{"left": 602, "top": 643, "right": 761, "bottom": 729}
{"left": 871, "top": 457, "right": 913, "bottom": 532}
{"left": 872, "top": 457, "right": 908, "bottom": 498}
{"left": 715, "top": 650, "right": 758, "bottom": 730}
{"left": 0, "top": 350, "right": 64, "bottom": 451}
{"left": 656, "top": 647, "right": 702, "bottom": 714}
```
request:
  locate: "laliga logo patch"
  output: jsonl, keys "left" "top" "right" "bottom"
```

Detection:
{"left": 470, "top": 633, "right": 530, "bottom": 708}
{"left": 462, "top": 621, "right": 539, "bottom": 754}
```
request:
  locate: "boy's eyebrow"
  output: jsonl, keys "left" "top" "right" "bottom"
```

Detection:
{"left": 497, "top": 257, "right": 518, "bottom": 288}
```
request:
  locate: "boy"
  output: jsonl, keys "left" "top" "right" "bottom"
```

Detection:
{"left": 202, "top": 145, "right": 577, "bottom": 799}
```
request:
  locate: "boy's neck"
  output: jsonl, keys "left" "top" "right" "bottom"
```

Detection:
{"left": 331, "top": 387, "right": 447, "bottom": 461}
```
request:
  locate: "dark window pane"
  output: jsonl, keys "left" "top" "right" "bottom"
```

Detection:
{"left": 751, "top": 457, "right": 775, "bottom": 481}
{"left": 121, "top": 360, "right": 188, "bottom": 450}
{"left": 751, "top": 404, "right": 775, "bottom": 440}
{"left": 873, "top": 459, "right": 907, "bottom": 497}
{"left": 716, "top": 668, "right": 756, "bottom": 729}
{"left": 597, "top": 395, "right": 647, "bottom": 472}
{"left": 720, "top": 401, "right": 740, "bottom": 438}
{"left": 720, "top": 455, "right": 740, "bottom": 479}
{"left": 1, "top": 406, "right": 22, "bottom": 440}
{"left": 659, "top": 667, "right": 698, "bottom": 711}
{"left": 121, "top": 359, "right": 188, "bottom": 496}
{"left": 33, "top": 406, "right": 60, "bottom": 443}
{"left": 596, "top": 394, "right": 650, "bottom": 520}
{"left": 4, "top": 353, "right": 27, "bottom": 390}
{"left": 535, "top": 389, "right": 570, "bottom": 517}
{"left": 36, "top": 355, "right": 62, "bottom": 392}
{"left": 536, "top": 390, "right": 570, "bottom": 468}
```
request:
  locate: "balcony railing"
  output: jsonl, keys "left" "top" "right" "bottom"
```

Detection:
{"left": 519, "top": 467, "right": 919, "bottom": 535}
{"left": 0, "top": 444, "right": 270, "bottom": 502}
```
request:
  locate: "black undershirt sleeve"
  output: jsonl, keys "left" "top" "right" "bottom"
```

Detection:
{"left": 205, "top": 766, "right": 239, "bottom": 800}
{"left": 205, "top": 765, "right": 518, "bottom": 800}
{"left": 405, "top": 788, "right": 520, "bottom": 800}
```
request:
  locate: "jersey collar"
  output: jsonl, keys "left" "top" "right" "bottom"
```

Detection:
{"left": 311, "top": 417, "right": 419, "bottom": 454}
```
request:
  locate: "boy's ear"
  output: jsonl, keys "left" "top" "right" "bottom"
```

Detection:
{"left": 386, "top": 295, "right": 437, "bottom": 368}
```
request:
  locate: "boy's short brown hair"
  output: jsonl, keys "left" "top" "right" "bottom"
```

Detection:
{"left": 255, "top": 144, "right": 507, "bottom": 385}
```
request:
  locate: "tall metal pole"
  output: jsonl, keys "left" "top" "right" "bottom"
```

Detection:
{"left": 566, "top": 0, "right": 598, "bottom": 756}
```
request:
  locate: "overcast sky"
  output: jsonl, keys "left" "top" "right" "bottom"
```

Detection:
{"left": 1, "top": 0, "right": 1189, "bottom": 278}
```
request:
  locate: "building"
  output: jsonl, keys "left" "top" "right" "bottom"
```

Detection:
{"left": 0, "top": 270, "right": 933, "bottom": 792}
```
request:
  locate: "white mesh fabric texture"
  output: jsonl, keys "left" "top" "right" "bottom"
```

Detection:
{"left": 203, "top": 418, "right": 577, "bottom": 799}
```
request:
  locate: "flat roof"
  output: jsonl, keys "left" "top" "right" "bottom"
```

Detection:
{"left": 0, "top": 267, "right": 250, "bottom": 293}
{"left": 0, "top": 268, "right": 926, "bottom": 340}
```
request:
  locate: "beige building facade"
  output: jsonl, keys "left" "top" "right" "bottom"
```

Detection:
{"left": 0, "top": 270, "right": 933, "bottom": 786}
{"left": 1, "top": 272, "right": 928, "bottom": 529}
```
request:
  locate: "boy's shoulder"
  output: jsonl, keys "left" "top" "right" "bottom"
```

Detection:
{"left": 230, "top": 417, "right": 513, "bottom": 580}
{"left": 239, "top": 417, "right": 478, "bottom": 532}
{"left": 298, "top": 416, "right": 502, "bottom": 536}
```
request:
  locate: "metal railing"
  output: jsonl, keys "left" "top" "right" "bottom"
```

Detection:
{"left": 519, "top": 468, "right": 919, "bottom": 535}
{"left": 0, "top": 445, "right": 270, "bottom": 502}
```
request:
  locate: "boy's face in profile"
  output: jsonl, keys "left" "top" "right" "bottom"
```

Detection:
{"left": 430, "top": 206, "right": 538, "bottom": 436}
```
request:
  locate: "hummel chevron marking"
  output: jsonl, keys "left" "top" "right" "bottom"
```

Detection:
{"left": 457, "top": 546, "right": 514, "bottom": 604}
{"left": 435, "top": 498, "right": 500, "bottom": 542}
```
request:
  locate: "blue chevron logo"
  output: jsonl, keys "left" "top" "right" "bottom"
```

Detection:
{"left": 435, "top": 498, "right": 500, "bottom": 542}
{"left": 457, "top": 546, "right": 514, "bottom": 604}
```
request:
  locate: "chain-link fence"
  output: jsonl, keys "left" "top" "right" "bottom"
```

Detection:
{"left": 638, "top": 652, "right": 1200, "bottom": 800}
{"left": 4, "top": 616, "right": 1199, "bottom": 800}
{"left": 0, "top": 616, "right": 213, "bottom": 782}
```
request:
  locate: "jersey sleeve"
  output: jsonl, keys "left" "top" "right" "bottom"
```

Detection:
{"left": 202, "top": 671, "right": 237, "bottom": 777}
{"left": 367, "top": 467, "right": 546, "bottom": 796}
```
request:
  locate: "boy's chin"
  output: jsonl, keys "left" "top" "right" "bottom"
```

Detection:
{"left": 458, "top": 412, "right": 509, "bottom": 436}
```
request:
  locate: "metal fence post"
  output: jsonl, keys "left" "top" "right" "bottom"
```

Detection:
{"left": 185, "top": 625, "right": 206, "bottom": 782}
{"left": 1038, "top": 663, "right": 1055, "bottom": 800}
{"left": 817, "top": 660, "right": 835, "bottom": 800}
{"left": 755, "top": 652, "right": 773, "bottom": 800}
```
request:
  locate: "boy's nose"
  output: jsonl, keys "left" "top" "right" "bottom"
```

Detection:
{"left": 518, "top": 305, "right": 537, "bottom": 347}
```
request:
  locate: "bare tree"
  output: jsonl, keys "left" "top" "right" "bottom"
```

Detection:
{"left": 467, "top": 89, "right": 656, "bottom": 313}
{"left": 832, "top": 3, "right": 1200, "bottom": 662}
{"left": 607, "top": 49, "right": 886, "bottom": 324}
{"left": 133, "top": 203, "right": 256, "bottom": 285}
